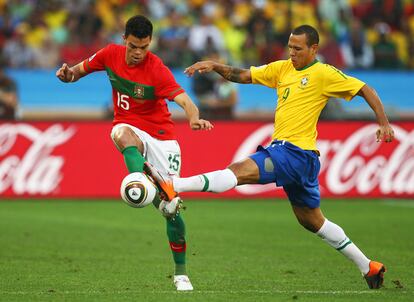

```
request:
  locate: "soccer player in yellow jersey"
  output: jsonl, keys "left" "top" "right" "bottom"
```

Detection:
{"left": 146, "top": 25, "right": 394, "bottom": 289}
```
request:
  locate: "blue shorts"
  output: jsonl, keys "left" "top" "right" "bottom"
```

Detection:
{"left": 249, "top": 140, "right": 321, "bottom": 208}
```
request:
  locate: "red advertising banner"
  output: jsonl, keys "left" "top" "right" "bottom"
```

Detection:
{"left": 0, "top": 121, "right": 413, "bottom": 199}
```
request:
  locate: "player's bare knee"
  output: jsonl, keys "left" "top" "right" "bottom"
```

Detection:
{"left": 112, "top": 127, "right": 131, "bottom": 148}
{"left": 113, "top": 127, "right": 142, "bottom": 151}
{"left": 228, "top": 158, "right": 259, "bottom": 185}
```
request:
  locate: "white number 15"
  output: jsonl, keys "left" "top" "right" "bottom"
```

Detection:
{"left": 117, "top": 92, "right": 130, "bottom": 110}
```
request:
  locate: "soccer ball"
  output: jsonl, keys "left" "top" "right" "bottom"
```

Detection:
{"left": 120, "top": 172, "right": 158, "bottom": 208}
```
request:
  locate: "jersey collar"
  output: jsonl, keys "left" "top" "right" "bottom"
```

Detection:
{"left": 295, "top": 59, "right": 318, "bottom": 71}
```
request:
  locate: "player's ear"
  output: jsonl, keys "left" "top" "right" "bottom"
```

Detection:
{"left": 122, "top": 34, "right": 127, "bottom": 44}
{"left": 311, "top": 44, "right": 318, "bottom": 55}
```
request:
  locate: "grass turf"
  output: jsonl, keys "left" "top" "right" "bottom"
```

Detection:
{"left": 0, "top": 199, "right": 413, "bottom": 302}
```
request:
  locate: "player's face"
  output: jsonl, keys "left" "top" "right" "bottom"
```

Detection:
{"left": 123, "top": 34, "right": 151, "bottom": 65}
{"left": 288, "top": 34, "right": 318, "bottom": 70}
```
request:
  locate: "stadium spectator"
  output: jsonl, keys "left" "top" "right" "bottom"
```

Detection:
{"left": 2, "top": 23, "right": 35, "bottom": 68}
{"left": 318, "top": 0, "right": 352, "bottom": 41}
{"left": 318, "top": 0, "right": 351, "bottom": 26}
{"left": 340, "top": 19, "right": 374, "bottom": 69}
{"left": 192, "top": 51, "right": 238, "bottom": 120}
{"left": 408, "top": 15, "right": 414, "bottom": 69}
{"left": 32, "top": 34, "right": 60, "bottom": 69}
{"left": 105, "top": 13, "right": 126, "bottom": 45}
{"left": 192, "top": 56, "right": 216, "bottom": 107}
{"left": 290, "top": 0, "right": 319, "bottom": 29}
{"left": 372, "top": 22, "right": 402, "bottom": 69}
{"left": 76, "top": 2, "right": 103, "bottom": 42}
{"left": 148, "top": 25, "right": 394, "bottom": 289}
{"left": 243, "top": 9, "right": 276, "bottom": 65}
{"left": 372, "top": 0, "right": 404, "bottom": 31}
{"left": 42, "top": 1, "right": 69, "bottom": 45}
{"left": 7, "top": 0, "right": 34, "bottom": 25}
{"left": 187, "top": 12, "right": 225, "bottom": 59}
{"left": 0, "top": 10, "right": 16, "bottom": 50}
{"left": 56, "top": 15, "right": 213, "bottom": 291}
{"left": 24, "top": 10, "right": 49, "bottom": 50}
{"left": 1, "top": 1, "right": 414, "bottom": 69}
{"left": 157, "top": 10, "right": 193, "bottom": 68}
{"left": 318, "top": 25, "right": 346, "bottom": 69}
{"left": 0, "top": 60, "right": 19, "bottom": 120}
{"left": 351, "top": 0, "right": 374, "bottom": 24}
{"left": 217, "top": 2, "right": 247, "bottom": 65}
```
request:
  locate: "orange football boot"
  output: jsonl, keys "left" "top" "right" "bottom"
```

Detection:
{"left": 144, "top": 162, "right": 177, "bottom": 201}
{"left": 364, "top": 261, "right": 386, "bottom": 289}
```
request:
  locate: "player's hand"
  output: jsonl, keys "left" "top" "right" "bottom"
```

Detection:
{"left": 56, "top": 63, "right": 74, "bottom": 83}
{"left": 376, "top": 124, "right": 395, "bottom": 143}
{"left": 184, "top": 61, "right": 215, "bottom": 77}
{"left": 190, "top": 118, "right": 213, "bottom": 131}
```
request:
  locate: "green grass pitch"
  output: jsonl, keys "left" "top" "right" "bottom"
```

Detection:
{"left": 0, "top": 198, "right": 413, "bottom": 302}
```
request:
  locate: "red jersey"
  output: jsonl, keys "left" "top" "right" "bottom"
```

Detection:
{"left": 82, "top": 44, "right": 184, "bottom": 140}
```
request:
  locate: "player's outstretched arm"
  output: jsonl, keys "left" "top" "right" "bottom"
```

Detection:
{"left": 174, "top": 92, "right": 213, "bottom": 131}
{"left": 56, "top": 62, "right": 87, "bottom": 83}
{"left": 357, "top": 84, "right": 395, "bottom": 143}
{"left": 184, "top": 60, "right": 252, "bottom": 84}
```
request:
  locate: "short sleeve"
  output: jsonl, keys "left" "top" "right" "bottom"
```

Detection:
{"left": 323, "top": 65, "right": 365, "bottom": 101}
{"left": 82, "top": 44, "right": 113, "bottom": 73}
{"left": 250, "top": 61, "right": 284, "bottom": 88}
{"left": 154, "top": 64, "right": 184, "bottom": 100}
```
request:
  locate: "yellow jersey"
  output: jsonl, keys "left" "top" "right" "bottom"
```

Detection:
{"left": 250, "top": 59, "right": 365, "bottom": 150}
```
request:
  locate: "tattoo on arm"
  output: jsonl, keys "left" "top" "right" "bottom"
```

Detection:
{"left": 215, "top": 65, "right": 250, "bottom": 83}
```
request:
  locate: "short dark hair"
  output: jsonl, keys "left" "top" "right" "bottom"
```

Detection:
{"left": 125, "top": 15, "right": 153, "bottom": 39}
{"left": 292, "top": 25, "right": 319, "bottom": 47}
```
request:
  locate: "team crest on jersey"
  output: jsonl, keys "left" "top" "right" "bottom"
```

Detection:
{"left": 299, "top": 75, "right": 310, "bottom": 89}
{"left": 134, "top": 85, "right": 145, "bottom": 98}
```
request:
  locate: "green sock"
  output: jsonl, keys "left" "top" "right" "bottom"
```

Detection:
{"left": 152, "top": 194, "right": 161, "bottom": 209}
{"left": 166, "top": 214, "right": 187, "bottom": 275}
{"left": 122, "top": 146, "right": 145, "bottom": 173}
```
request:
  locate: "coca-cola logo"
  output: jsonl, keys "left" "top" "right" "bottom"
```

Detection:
{"left": 324, "top": 124, "right": 414, "bottom": 195}
{"left": 0, "top": 123, "right": 76, "bottom": 195}
{"left": 233, "top": 123, "right": 414, "bottom": 196}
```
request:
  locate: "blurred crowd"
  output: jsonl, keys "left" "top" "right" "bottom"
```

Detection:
{"left": 1, "top": 0, "right": 414, "bottom": 70}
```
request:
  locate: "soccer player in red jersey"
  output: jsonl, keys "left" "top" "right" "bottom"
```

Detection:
{"left": 56, "top": 15, "right": 213, "bottom": 291}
